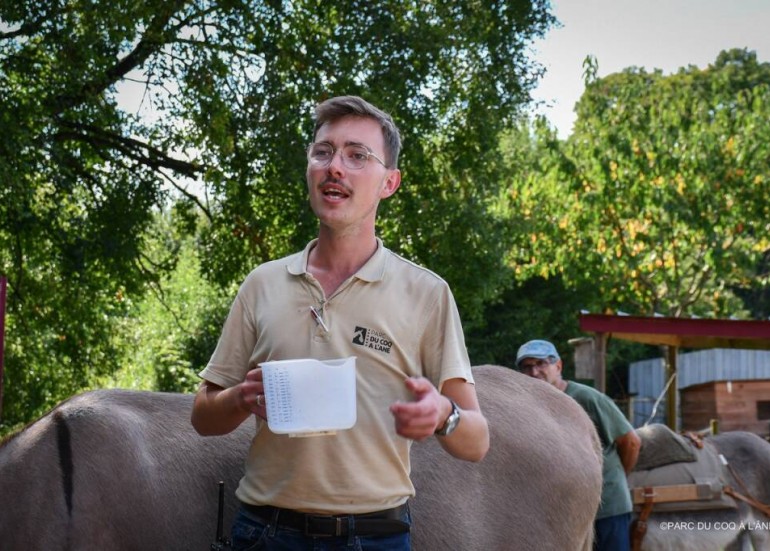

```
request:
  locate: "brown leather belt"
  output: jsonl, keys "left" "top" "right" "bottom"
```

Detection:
{"left": 241, "top": 502, "right": 410, "bottom": 537}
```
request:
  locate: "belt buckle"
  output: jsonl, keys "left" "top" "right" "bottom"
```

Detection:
{"left": 304, "top": 515, "right": 343, "bottom": 537}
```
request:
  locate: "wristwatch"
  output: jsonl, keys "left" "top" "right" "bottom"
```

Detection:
{"left": 435, "top": 399, "right": 461, "bottom": 436}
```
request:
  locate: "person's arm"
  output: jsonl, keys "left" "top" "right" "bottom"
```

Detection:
{"left": 191, "top": 368, "right": 266, "bottom": 436}
{"left": 389, "top": 377, "right": 489, "bottom": 462}
{"left": 615, "top": 429, "right": 641, "bottom": 474}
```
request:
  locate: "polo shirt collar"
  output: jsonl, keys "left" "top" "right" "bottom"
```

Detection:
{"left": 286, "top": 238, "right": 387, "bottom": 283}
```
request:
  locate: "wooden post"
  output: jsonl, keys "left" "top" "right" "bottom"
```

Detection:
{"left": 665, "top": 345, "right": 678, "bottom": 430}
{"left": 595, "top": 332, "right": 607, "bottom": 394}
{"left": 0, "top": 275, "right": 6, "bottom": 422}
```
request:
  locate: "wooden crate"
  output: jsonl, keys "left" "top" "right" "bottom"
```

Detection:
{"left": 681, "top": 379, "right": 770, "bottom": 436}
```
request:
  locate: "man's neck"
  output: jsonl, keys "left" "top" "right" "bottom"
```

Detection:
{"left": 307, "top": 230, "right": 378, "bottom": 297}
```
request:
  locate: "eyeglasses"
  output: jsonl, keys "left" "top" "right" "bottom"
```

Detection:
{"left": 307, "top": 142, "right": 387, "bottom": 170}
{"left": 518, "top": 358, "right": 556, "bottom": 372}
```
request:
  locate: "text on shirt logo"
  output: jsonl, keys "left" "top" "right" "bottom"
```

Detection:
{"left": 352, "top": 326, "right": 393, "bottom": 354}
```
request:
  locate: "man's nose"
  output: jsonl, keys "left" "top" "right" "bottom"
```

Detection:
{"left": 326, "top": 149, "right": 346, "bottom": 173}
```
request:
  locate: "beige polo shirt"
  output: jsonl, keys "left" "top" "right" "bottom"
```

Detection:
{"left": 199, "top": 238, "right": 473, "bottom": 514}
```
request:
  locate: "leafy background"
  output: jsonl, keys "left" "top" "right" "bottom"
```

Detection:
{"left": 1, "top": 1, "right": 768, "bottom": 434}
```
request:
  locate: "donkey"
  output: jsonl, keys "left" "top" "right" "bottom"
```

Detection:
{"left": 0, "top": 365, "right": 602, "bottom": 550}
{"left": 632, "top": 431, "right": 770, "bottom": 551}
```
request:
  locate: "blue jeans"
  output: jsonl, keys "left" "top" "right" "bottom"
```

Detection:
{"left": 230, "top": 505, "right": 412, "bottom": 551}
{"left": 594, "top": 513, "right": 631, "bottom": 551}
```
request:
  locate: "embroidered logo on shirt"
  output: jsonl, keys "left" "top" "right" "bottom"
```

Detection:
{"left": 352, "top": 326, "right": 393, "bottom": 354}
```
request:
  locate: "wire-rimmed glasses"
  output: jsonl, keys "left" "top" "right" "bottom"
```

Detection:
{"left": 307, "top": 142, "right": 387, "bottom": 170}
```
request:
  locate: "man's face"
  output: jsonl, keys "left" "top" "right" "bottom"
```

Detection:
{"left": 518, "top": 357, "right": 562, "bottom": 387}
{"left": 306, "top": 116, "right": 400, "bottom": 234}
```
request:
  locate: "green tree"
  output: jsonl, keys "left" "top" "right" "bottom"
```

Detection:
{"left": 0, "top": 1, "right": 554, "bottom": 427}
{"left": 99, "top": 207, "right": 233, "bottom": 395}
{"left": 511, "top": 49, "right": 770, "bottom": 318}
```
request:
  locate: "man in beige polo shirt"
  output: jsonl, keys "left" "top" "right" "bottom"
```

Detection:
{"left": 191, "top": 95, "right": 489, "bottom": 550}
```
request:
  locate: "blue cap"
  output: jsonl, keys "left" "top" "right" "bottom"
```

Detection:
{"left": 516, "top": 340, "right": 560, "bottom": 366}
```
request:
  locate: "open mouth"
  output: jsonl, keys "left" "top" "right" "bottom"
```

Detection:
{"left": 320, "top": 182, "right": 350, "bottom": 199}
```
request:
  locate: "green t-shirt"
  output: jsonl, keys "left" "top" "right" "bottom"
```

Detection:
{"left": 565, "top": 380, "right": 634, "bottom": 519}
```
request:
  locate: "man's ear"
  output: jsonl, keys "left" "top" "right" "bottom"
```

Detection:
{"left": 380, "top": 169, "right": 401, "bottom": 199}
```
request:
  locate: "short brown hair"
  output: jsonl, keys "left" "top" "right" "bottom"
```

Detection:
{"left": 312, "top": 96, "right": 401, "bottom": 169}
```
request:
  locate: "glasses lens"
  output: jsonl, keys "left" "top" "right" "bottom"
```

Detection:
{"left": 342, "top": 145, "right": 370, "bottom": 170}
{"left": 520, "top": 359, "right": 549, "bottom": 371}
{"left": 309, "top": 143, "right": 334, "bottom": 165}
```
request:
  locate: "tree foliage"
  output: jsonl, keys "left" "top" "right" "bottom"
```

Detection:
{"left": 510, "top": 49, "right": 770, "bottom": 318}
{"left": 0, "top": 0, "right": 553, "bottom": 426}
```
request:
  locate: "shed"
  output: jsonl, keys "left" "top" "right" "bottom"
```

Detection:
{"left": 577, "top": 313, "right": 770, "bottom": 429}
{"left": 681, "top": 379, "right": 770, "bottom": 436}
{"left": 628, "top": 348, "right": 770, "bottom": 434}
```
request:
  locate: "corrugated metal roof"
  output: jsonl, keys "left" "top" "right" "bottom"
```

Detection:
{"left": 628, "top": 348, "right": 770, "bottom": 428}
{"left": 630, "top": 348, "right": 770, "bottom": 391}
{"left": 677, "top": 348, "right": 770, "bottom": 387}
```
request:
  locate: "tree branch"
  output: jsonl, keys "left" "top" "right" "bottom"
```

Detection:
{"left": 54, "top": 121, "right": 204, "bottom": 178}
{"left": 157, "top": 169, "right": 213, "bottom": 221}
{"left": 50, "top": 0, "right": 191, "bottom": 115}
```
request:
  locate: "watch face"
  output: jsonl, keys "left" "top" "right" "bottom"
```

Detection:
{"left": 445, "top": 411, "right": 460, "bottom": 435}
{"left": 437, "top": 401, "right": 460, "bottom": 436}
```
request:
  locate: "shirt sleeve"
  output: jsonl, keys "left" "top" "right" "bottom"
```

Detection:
{"left": 419, "top": 281, "right": 474, "bottom": 390}
{"left": 591, "top": 393, "right": 634, "bottom": 448}
{"left": 198, "top": 287, "right": 258, "bottom": 388}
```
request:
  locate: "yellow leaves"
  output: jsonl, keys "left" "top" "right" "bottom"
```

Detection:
{"left": 754, "top": 175, "right": 763, "bottom": 185}
{"left": 632, "top": 139, "right": 641, "bottom": 155}
{"left": 630, "top": 240, "right": 646, "bottom": 257}
{"left": 637, "top": 260, "right": 656, "bottom": 274}
{"left": 649, "top": 250, "right": 676, "bottom": 270}
{"left": 675, "top": 173, "right": 686, "bottom": 195}
{"left": 646, "top": 150, "right": 656, "bottom": 167}
{"left": 754, "top": 237, "right": 770, "bottom": 252}
{"left": 558, "top": 216, "right": 568, "bottom": 229}
{"left": 626, "top": 219, "right": 647, "bottom": 240}
{"left": 610, "top": 160, "right": 619, "bottom": 181}
{"left": 596, "top": 237, "right": 606, "bottom": 253}
{"left": 723, "top": 136, "right": 735, "bottom": 156}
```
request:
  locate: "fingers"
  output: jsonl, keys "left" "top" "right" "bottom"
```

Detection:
{"left": 403, "top": 376, "right": 432, "bottom": 397}
{"left": 247, "top": 391, "right": 267, "bottom": 419}
{"left": 238, "top": 368, "right": 267, "bottom": 418}
{"left": 390, "top": 377, "right": 443, "bottom": 440}
{"left": 244, "top": 367, "right": 264, "bottom": 384}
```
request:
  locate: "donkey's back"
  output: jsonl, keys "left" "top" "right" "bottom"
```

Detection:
{"left": 411, "top": 365, "right": 603, "bottom": 550}
{"left": 0, "top": 389, "right": 252, "bottom": 550}
{"left": 0, "top": 366, "right": 603, "bottom": 550}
